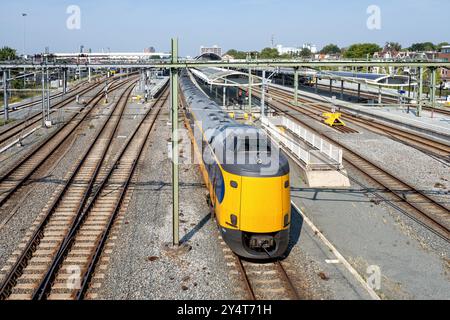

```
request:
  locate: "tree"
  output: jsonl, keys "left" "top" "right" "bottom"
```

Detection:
{"left": 385, "top": 42, "right": 402, "bottom": 52}
{"left": 437, "top": 42, "right": 449, "bottom": 50}
{"left": 225, "top": 49, "right": 247, "bottom": 59}
{"left": 343, "top": 43, "right": 381, "bottom": 59}
{"left": 299, "top": 48, "right": 312, "bottom": 58}
{"left": 259, "top": 47, "right": 279, "bottom": 59}
{"left": 0, "top": 47, "right": 17, "bottom": 61}
{"left": 408, "top": 42, "right": 436, "bottom": 52}
{"left": 320, "top": 44, "right": 341, "bottom": 55}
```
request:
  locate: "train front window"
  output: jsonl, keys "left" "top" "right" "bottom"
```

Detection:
{"left": 236, "top": 137, "right": 271, "bottom": 153}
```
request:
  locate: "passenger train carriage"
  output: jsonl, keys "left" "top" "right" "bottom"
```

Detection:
{"left": 180, "top": 72, "right": 291, "bottom": 260}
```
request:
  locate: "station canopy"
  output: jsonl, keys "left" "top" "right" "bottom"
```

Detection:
{"left": 271, "top": 67, "right": 417, "bottom": 87}
{"left": 190, "top": 67, "right": 262, "bottom": 87}
{"left": 316, "top": 71, "right": 417, "bottom": 87}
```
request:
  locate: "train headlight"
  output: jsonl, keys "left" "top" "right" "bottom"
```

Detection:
{"left": 284, "top": 214, "right": 290, "bottom": 227}
{"left": 230, "top": 214, "right": 238, "bottom": 227}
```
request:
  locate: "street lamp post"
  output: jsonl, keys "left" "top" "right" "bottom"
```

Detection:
{"left": 22, "top": 13, "right": 28, "bottom": 87}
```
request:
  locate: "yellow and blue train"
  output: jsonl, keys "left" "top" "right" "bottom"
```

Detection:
{"left": 180, "top": 73, "right": 291, "bottom": 260}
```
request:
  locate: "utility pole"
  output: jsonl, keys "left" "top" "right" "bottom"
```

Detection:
{"left": 88, "top": 57, "right": 92, "bottom": 83}
{"left": 171, "top": 38, "right": 179, "bottom": 247}
{"left": 222, "top": 79, "right": 227, "bottom": 109}
{"left": 41, "top": 69, "right": 46, "bottom": 127}
{"left": 46, "top": 67, "right": 51, "bottom": 124}
{"left": 261, "top": 70, "right": 266, "bottom": 118}
{"left": 417, "top": 67, "right": 423, "bottom": 117}
{"left": 63, "top": 68, "right": 67, "bottom": 94}
{"left": 248, "top": 68, "right": 252, "bottom": 112}
{"left": 22, "top": 13, "right": 28, "bottom": 88}
{"left": 3, "top": 70, "right": 9, "bottom": 121}
{"left": 430, "top": 67, "right": 437, "bottom": 118}
{"left": 294, "top": 67, "right": 299, "bottom": 106}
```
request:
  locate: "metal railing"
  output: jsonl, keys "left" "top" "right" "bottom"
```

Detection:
{"left": 262, "top": 116, "right": 343, "bottom": 169}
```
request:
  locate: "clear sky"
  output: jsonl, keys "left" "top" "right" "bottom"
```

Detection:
{"left": 0, "top": 0, "right": 449, "bottom": 56}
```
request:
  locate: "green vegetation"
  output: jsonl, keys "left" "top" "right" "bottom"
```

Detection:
{"left": 437, "top": 42, "right": 449, "bottom": 50}
{"left": 226, "top": 40, "right": 450, "bottom": 60}
{"left": 0, "top": 118, "right": 16, "bottom": 126}
{"left": 226, "top": 47, "right": 310, "bottom": 60}
{"left": 343, "top": 43, "right": 382, "bottom": 59}
{"left": 405, "top": 42, "right": 449, "bottom": 52}
{"left": 259, "top": 47, "right": 280, "bottom": 59}
{"left": 0, "top": 47, "right": 17, "bottom": 61}
{"left": 225, "top": 49, "right": 247, "bottom": 59}
{"left": 320, "top": 44, "right": 341, "bottom": 55}
{"left": 385, "top": 42, "right": 402, "bottom": 51}
{"left": 299, "top": 48, "right": 312, "bottom": 58}
{"left": 408, "top": 42, "right": 437, "bottom": 52}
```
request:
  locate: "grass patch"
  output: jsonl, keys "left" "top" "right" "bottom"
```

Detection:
{"left": 0, "top": 118, "right": 16, "bottom": 126}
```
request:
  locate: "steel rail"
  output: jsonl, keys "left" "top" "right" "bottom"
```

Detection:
{"left": 0, "top": 80, "right": 137, "bottom": 299}
{"left": 0, "top": 77, "right": 136, "bottom": 207}
{"left": 267, "top": 87, "right": 450, "bottom": 158}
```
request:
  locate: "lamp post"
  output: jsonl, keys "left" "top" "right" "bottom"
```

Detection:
{"left": 22, "top": 13, "right": 28, "bottom": 87}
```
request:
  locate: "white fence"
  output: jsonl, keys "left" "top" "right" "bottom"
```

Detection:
{"left": 262, "top": 116, "right": 343, "bottom": 169}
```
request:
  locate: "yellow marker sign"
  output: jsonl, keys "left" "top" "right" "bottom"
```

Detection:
{"left": 322, "top": 112, "right": 346, "bottom": 127}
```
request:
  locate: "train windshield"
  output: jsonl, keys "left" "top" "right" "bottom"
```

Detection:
{"left": 235, "top": 135, "right": 272, "bottom": 153}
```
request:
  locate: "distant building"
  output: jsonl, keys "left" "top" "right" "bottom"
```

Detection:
{"left": 318, "top": 53, "right": 341, "bottom": 61}
{"left": 373, "top": 44, "right": 399, "bottom": 60}
{"left": 276, "top": 45, "right": 301, "bottom": 56}
{"left": 200, "top": 45, "right": 222, "bottom": 57}
{"left": 302, "top": 43, "right": 318, "bottom": 54}
{"left": 276, "top": 44, "right": 317, "bottom": 55}
{"left": 438, "top": 45, "right": 450, "bottom": 82}
{"left": 221, "top": 54, "right": 234, "bottom": 61}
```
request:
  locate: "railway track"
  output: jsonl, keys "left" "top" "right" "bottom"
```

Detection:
{"left": 0, "top": 77, "right": 136, "bottom": 209}
{"left": 265, "top": 87, "right": 450, "bottom": 160}
{"left": 306, "top": 82, "right": 450, "bottom": 116}
{"left": 235, "top": 256, "right": 300, "bottom": 300}
{"left": 0, "top": 81, "right": 87, "bottom": 117}
{"left": 0, "top": 84, "right": 168, "bottom": 300}
{"left": 261, "top": 92, "right": 450, "bottom": 242}
{"left": 0, "top": 77, "right": 122, "bottom": 149}
{"left": 255, "top": 88, "right": 359, "bottom": 134}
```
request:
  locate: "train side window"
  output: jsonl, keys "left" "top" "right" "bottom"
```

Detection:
{"left": 214, "top": 165, "right": 225, "bottom": 204}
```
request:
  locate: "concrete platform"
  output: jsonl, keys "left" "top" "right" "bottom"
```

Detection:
{"left": 261, "top": 116, "right": 351, "bottom": 188}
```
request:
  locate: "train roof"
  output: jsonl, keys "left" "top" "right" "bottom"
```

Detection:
{"left": 180, "top": 72, "right": 289, "bottom": 177}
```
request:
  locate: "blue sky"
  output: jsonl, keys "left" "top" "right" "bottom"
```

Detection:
{"left": 0, "top": 0, "right": 449, "bottom": 56}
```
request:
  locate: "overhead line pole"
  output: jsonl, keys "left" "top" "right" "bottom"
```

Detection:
{"left": 248, "top": 68, "right": 252, "bottom": 113}
{"left": 417, "top": 67, "right": 423, "bottom": 117}
{"left": 46, "top": 67, "right": 51, "bottom": 124}
{"left": 171, "top": 38, "right": 180, "bottom": 247}
{"left": 41, "top": 68, "right": 46, "bottom": 127}
{"left": 261, "top": 70, "right": 266, "bottom": 118}
{"left": 294, "top": 67, "right": 299, "bottom": 106}
{"left": 3, "top": 70, "right": 9, "bottom": 121}
{"left": 430, "top": 67, "right": 436, "bottom": 119}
